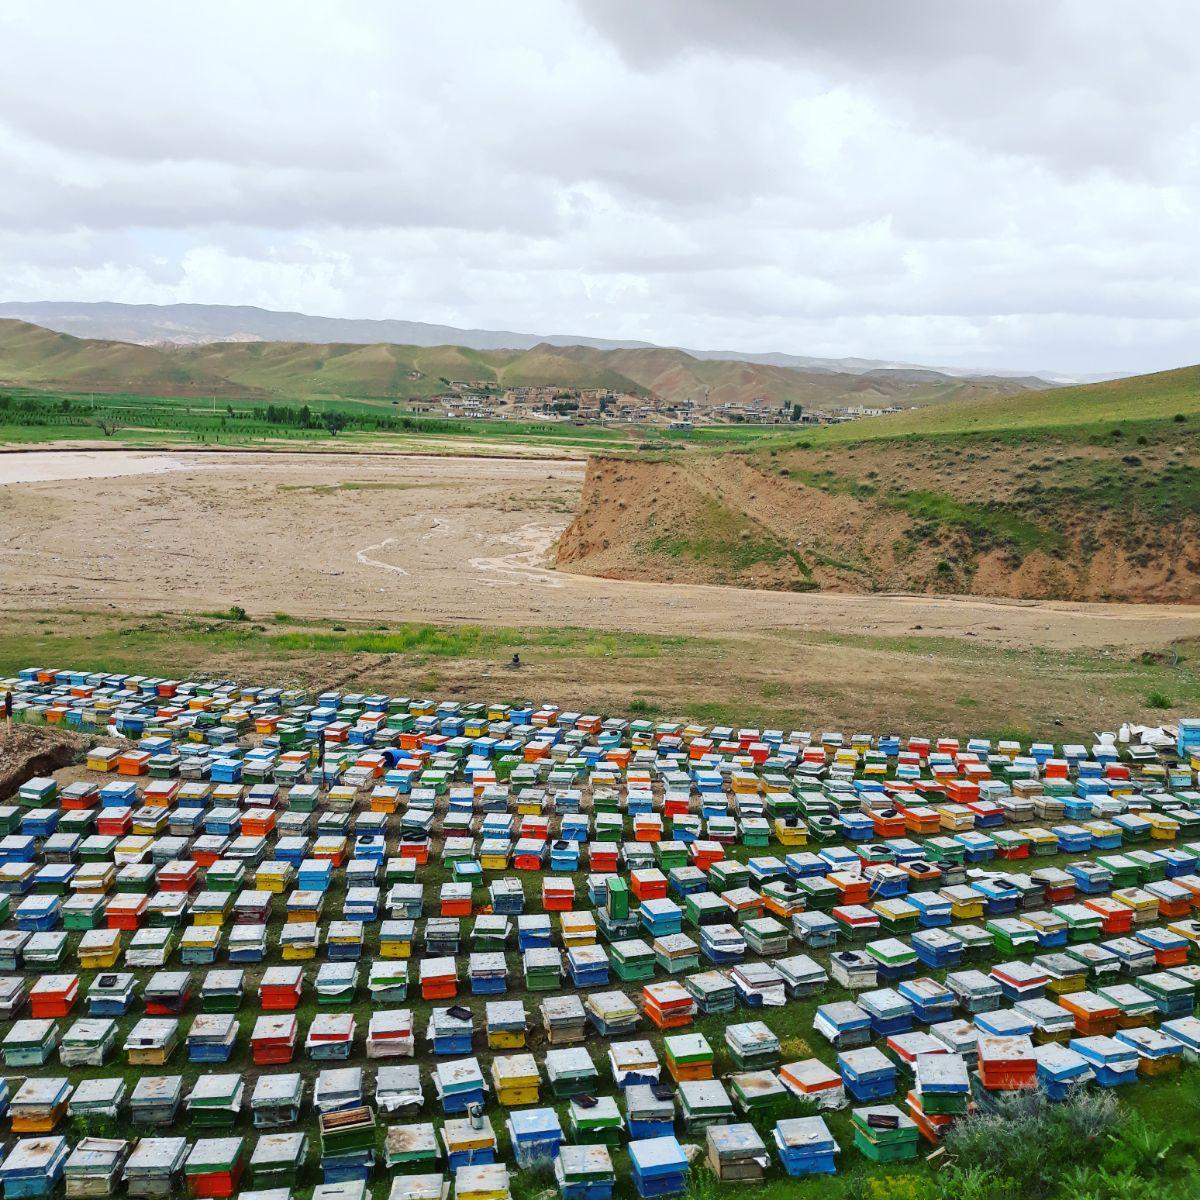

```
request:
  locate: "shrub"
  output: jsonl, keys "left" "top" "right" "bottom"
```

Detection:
{"left": 1146, "top": 690, "right": 1173, "bottom": 709}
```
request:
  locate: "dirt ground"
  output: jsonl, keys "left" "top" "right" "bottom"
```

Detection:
{"left": 2, "top": 448, "right": 1199, "bottom": 653}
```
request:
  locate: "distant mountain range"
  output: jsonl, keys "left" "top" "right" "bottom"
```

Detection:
{"left": 0, "top": 316, "right": 1055, "bottom": 412}
{"left": 0, "top": 300, "right": 1066, "bottom": 386}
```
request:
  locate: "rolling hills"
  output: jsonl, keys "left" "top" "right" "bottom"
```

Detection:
{"left": 0, "top": 318, "right": 1044, "bottom": 412}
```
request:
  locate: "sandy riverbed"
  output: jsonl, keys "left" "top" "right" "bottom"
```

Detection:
{"left": 1, "top": 449, "right": 1198, "bottom": 651}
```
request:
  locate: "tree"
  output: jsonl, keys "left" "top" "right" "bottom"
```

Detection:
{"left": 94, "top": 417, "right": 121, "bottom": 437}
{"left": 322, "top": 411, "right": 348, "bottom": 436}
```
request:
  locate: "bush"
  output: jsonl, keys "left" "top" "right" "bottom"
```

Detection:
{"left": 943, "top": 1088, "right": 1126, "bottom": 1193}
{"left": 1146, "top": 690, "right": 1173, "bottom": 709}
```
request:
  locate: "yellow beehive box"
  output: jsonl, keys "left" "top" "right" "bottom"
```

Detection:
{"left": 491, "top": 1053, "right": 541, "bottom": 1106}
{"left": 181, "top": 925, "right": 222, "bottom": 956}
{"left": 78, "top": 928, "right": 122, "bottom": 969}
{"left": 86, "top": 747, "right": 121, "bottom": 773}
{"left": 560, "top": 911, "right": 597, "bottom": 947}
{"left": 256, "top": 863, "right": 294, "bottom": 894}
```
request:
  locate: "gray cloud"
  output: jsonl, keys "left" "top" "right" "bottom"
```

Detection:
{"left": 0, "top": 0, "right": 1197, "bottom": 375}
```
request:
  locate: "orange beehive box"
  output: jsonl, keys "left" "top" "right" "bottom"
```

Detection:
{"left": 117, "top": 750, "right": 151, "bottom": 777}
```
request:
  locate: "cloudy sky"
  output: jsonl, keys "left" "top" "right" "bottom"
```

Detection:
{"left": 1, "top": 0, "right": 1197, "bottom": 375}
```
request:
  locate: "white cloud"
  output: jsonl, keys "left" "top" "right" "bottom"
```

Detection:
{"left": 0, "top": 0, "right": 1198, "bottom": 374}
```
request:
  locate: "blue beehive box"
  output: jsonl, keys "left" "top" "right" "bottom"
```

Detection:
{"left": 1070, "top": 1035, "right": 1139, "bottom": 1086}
{"left": 912, "top": 928, "right": 964, "bottom": 970}
{"left": 909, "top": 893, "right": 952, "bottom": 928}
{"left": 507, "top": 1107, "right": 564, "bottom": 1168}
{"left": 628, "top": 1136, "right": 688, "bottom": 1199}
{"left": 838, "top": 1046, "right": 897, "bottom": 1101}
{"left": 774, "top": 1115, "right": 837, "bottom": 1176}
{"left": 1034, "top": 1043, "right": 1094, "bottom": 1100}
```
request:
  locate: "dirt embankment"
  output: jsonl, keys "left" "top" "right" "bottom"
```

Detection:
{"left": 556, "top": 444, "right": 1200, "bottom": 603}
{"left": 0, "top": 725, "right": 86, "bottom": 801}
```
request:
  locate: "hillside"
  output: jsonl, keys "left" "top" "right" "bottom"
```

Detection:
{"left": 557, "top": 367, "right": 1200, "bottom": 603}
{"left": 0, "top": 318, "right": 1042, "bottom": 411}
{"left": 0, "top": 300, "right": 1065, "bottom": 383}
{"left": 0, "top": 319, "right": 244, "bottom": 396}
{"left": 802, "top": 362, "right": 1200, "bottom": 441}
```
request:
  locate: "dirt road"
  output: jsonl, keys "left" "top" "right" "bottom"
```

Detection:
{"left": 1, "top": 449, "right": 1198, "bottom": 651}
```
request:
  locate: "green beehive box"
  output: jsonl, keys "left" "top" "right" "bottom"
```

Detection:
{"left": 205, "top": 861, "right": 245, "bottom": 892}
{"left": 851, "top": 1106, "right": 920, "bottom": 1163}
{"left": 607, "top": 878, "right": 630, "bottom": 920}
{"left": 1127, "top": 850, "right": 1167, "bottom": 884}
{"left": 59, "top": 810, "right": 95, "bottom": 838}
{"left": 63, "top": 894, "right": 105, "bottom": 930}
{"left": 80, "top": 835, "right": 119, "bottom": 862}
{"left": 709, "top": 861, "right": 749, "bottom": 892}
{"left": 117, "top": 864, "right": 157, "bottom": 894}
{"left": 1096, "top": 856, "right": 1140, "bottom": 890}
{"left": 568, "top": 1095, "right": 624, "bottom": 1144}
{"left": 655, "top": 842, "right": 688, "bottom": 871}
{"left": 798, "top": 876, "right": 839, "bottom": 911}
{"left": 610, "top": 939, "right": 655, "bottom": 982}
{"left": 924, "top": 837, "right": 966, "bottom": 865}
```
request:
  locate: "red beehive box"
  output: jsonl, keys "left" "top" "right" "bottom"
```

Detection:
{"left": 689, "top": 841, "right": 724, "bottom": 871}
{"left": 1084, "top": 897, "right": 1133, "bottom": 935}
{"left": 542, "top": 879, "right": 575, "bottom": 912}
{"left": 902, "top": 806, "right": 942, "bottom": 837}
{"left": 630, "top": 869, "right": 668, "bottom": 901}
{"left": 61, "top": 783, "right": 98, "bottom": 811}
{"left": 519, "top": 816, "right": 550, "bottom": 841}
{"left": 30, "top": 973, "right": 79, "bottom": 1019}
{"left": 158, "top": 860, "right": 200, "bottom": 893}
{"left": 944, "top": 779, "right": 979, "bottom": 805}
{"left": 106, "top": 893, "right": 149, "bottom": 931}
{"left": 871, "top": 810, "right": 907, "bottom": 839}
{"left": 588, "top": 843, "right": 619, "bottom": 874}
{"left": 398, "top": 839, "right": 430, "bottom": 866}
{"left": 663, "top": 796, "right": 690, "bottom": 819}
{"left": 143, "top": 780, "right": 180, "bottom": 808}
{"left": 643, "top": 980, "right": 695, "bottom": 1030}
{"left": 251, "top": 1013, "right": 298, "bottom": 1064}
{"left": 977, "top": 1035, "right": 1037, "bottom": 1090}
{"left": 97, "top": 808, "right": 133, "bottom": 838}
{"left": 419, "top": 958, "right": 458, "bottom": 1001}
{"left": 241, "top": 808, "right": 277, "bottom": 838}
{"left": 633, "top": 815, "right": 663, "bottom": 844}
{"left": 259, "top": 966, "right": 303, "bottom": 1011}
{"left": 829, "top": 872, "right": 870, "bottom": 906}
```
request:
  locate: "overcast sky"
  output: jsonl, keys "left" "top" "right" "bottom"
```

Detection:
{"left": 1, "top": 1, "right": 1198, "bottom": 376}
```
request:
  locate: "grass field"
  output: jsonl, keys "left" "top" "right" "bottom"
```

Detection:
{"left": 3, "top": 610, "right": 1198, "bottom": 747}
{"left": 0, "top": 387, "right": 786, "bottom": 454}
{"left": 795, "top": 365, "right": 1200, "bottom": 443}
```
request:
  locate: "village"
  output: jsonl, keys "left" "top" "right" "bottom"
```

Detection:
{"left": 408, "top": 382, "right": 900, "bottom": 428}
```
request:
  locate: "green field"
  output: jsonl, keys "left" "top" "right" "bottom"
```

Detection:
{"left": 794, "top": 364, "right": 1200, "bottom": 444}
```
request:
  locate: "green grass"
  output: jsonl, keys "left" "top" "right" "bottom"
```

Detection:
{"left": 646, "top": 497, "right": 813, "bottom": 580}
{"left": 792, "top": 367, "right": 1200, "bottom": 443}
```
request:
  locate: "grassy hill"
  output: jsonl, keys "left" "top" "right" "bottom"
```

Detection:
{"left": 559, "top": 362, "right": 1200, "bottom": 603}
{"left": 0, "top": 318, "right": 1045, "bottom": 412}
{"left": 0, "top": 319, "right": 241, "bottom": 396}
{"left": 800, "top": 362, "right": 1200, "bottom": 442}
